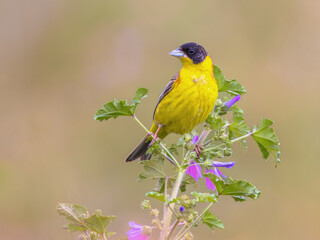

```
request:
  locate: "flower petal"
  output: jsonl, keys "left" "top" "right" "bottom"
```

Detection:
{"left": 186, "top": 161, "right": 203, "bottom": 181}
{"left": 212, "top": 161, "right": 235, "bottom": 169}
{"left": 224, "top": 95, "right": 241, "bottom": 109}
{"left": 129, "top": 221, "right": 142, "bottom": 229}
{"left": 213, "top": 167, "right": 226, "bottom": 178}
{"left": 127, "top": 221, "right": 149, "bottom": 240}
{"left": 191, "top": 135, "right": 199, "bottom": 144}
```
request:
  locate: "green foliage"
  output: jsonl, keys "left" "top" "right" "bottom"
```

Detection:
{"left": 202, "top": 211, "right": 224, "bottom": 230}
{"left": 214, "top": 65, "right": 246, "bottom": 96}
{"left": 146, "top": 191, "right": 166, "bottom": 202}
{"left": 252, "top": 118, "right": 280, "bottom": 162}
{"left": 205, "top": 174, "right": 261, "bottom": 200}
{"left": 59, "top": 64, "right": 281, "bottom": 240}
{"left": 191, "top": 192, "right": 218, "bottom": 203}
{"left": 94, "top": 88, "right": 148, "bottom": 121}
{"left": 138, "top": 158, "right": 166, "bottom": 181}
{"left": 229, "top": 117, "right": 250, "bottom": 138}
{"left": 57, "top": 203, "right": 116, "bottom": 240}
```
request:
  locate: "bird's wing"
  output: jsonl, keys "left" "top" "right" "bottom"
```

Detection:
{"left": 153, "top": 73, "right": 179, "bottom": 119}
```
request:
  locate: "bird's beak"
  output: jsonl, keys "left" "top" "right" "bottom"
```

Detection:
{"left": 169, "top": 48, "right": 184, "bottom": 57}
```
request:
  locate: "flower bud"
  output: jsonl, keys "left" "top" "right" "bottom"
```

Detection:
{"left": 141, "top": 200, "right": 151, "bottom": 209}
{"left": 184, "top": 231, "right": 194, "bottom": 240}
{"left": 204, "top": 159, "right": 214, "bottom": 167}
{"left": 142, "top": 226, "right": 152, "bottom": 236}
{"left": 150, "top": 209, "right": 159, "bottom": 217}
{"left": 224, "top": 148, "right": 233, "bottom": 156}
{"left": 216, "top": 151, "right": 224, "bottom": 158}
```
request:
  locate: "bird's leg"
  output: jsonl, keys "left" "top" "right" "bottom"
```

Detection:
{"left": 148, "top": 124, "right": 162, "bottom": 147}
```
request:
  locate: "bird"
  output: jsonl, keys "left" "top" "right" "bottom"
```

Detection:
{"left": 126, "top": 42, "right": 218, "bottom": 162}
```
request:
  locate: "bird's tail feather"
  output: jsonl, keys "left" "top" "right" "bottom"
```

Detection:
{"left": 125, "top": 135, "right": 152, "bottom": 162}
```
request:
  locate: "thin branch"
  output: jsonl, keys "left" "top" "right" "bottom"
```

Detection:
{"left": 175, "top": 202, "right": 214, "bottom": 240}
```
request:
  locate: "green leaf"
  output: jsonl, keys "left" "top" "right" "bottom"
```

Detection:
{"left": 138, "top": 158, "right": 166, "bottom": 181}
{"left": 154, "top": 177, "right": 175, "bottom": 193}
{"left": 202, "top": 211, "right": 224, "bottom": 230}
{"left": 57, "top": 203, "right": 89, "bottom": 222}
{"left": 57, "top": 203, "right": 116, "bottom": 236}
{"left": 229, "top": 118, "right": 250, "bottom": 138}
{"left": 204, "top": 174, "right": 261, "bottom": 200}
{"left": 206, "top": 114, "right": 227, "bottom": 130}
{"left": 64, "top": 223, "right": 87, "bottom": 232}
{"left": 191, "top": 192, "right": 218, "bottom": 203}
{"left": 132, "top": 88, "right": 148, "bottom": 105}
{"left": 146, "top": 191, "right": 166, "bottom": 202}
{"left": 214, "top": 65, "right": 246, "bottom": 96}
{"left": 83, "top": 210, "right": 116, "bottom": 234}
{"left": 252, "top": 118, "right": 280, "bottom": 161}
{"left": 94, "top": 88, "right": 148, "bottom": 121}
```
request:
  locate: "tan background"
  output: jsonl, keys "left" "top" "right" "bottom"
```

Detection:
{"left": 1, "top": 0, "right": 319, "bottom": 239}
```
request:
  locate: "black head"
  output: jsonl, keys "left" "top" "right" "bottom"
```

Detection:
{"left": 180, "top": 42, "right": 208, "bottom": 64}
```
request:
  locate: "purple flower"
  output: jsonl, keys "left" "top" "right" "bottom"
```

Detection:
{"left": 179, "top": 206, "right": 185, "bottom": 212}
{"left": 205, "top": 161, "right": 235, "bottom": 191}
{"left": 205, "top": 169, "right": 216, "bottom": 191}
{"left": 212, "top": 161, "right": 235, "bottom": 169}
{"left": 191, "top": 135, "right": 199, "bottom": 144}
{"left": 127, "top": 222, "right": 150, "bottom": 240}
{"left": 224, "top": 95, "right": 241, "bottom": 109}
{"left": 186, "top": 161, "right": 203, "bottom": 181}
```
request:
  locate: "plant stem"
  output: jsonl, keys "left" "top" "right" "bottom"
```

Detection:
{"left": 231, "top": 132, "right": 254, "bottom": 143}
{"left": 133, "top": 114, "right": 150, "bottom": 133}
{"left": 174, "top": 223, "right": 187, "bottom": 240}
{"left": 160, "top": 169, "right": 186, "bottom": 240}
{"left": 204, "top": 131, "right": 254, "bottom": 152}
{"left": 167, "top": 220, "right": 179, "bottom": 240}
{"left": 175, "top": 202, "right": 214, "bottom": 240}
{"left": 198, "top": 129, "right": 211, "bottom": 145}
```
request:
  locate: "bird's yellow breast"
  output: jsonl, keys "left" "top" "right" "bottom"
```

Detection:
{"left": 153, "top": 56, "right": 218, "bottom": 135}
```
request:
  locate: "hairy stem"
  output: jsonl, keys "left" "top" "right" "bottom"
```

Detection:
{"left": 160, "top": 169, "right": 186, "bottom": 240}
{"left": 167, "top": 220, "right": 179, "bottom": 240}
{"left": 175, "top": 202, "right": 214, "bottom": 240}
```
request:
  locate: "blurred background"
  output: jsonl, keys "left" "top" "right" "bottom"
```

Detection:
{"left": 1, "top": 0, "right": 319, "bottom": 239}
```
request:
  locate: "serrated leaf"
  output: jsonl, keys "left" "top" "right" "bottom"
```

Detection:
{"left": 138, "top": 158, "right": 166, "bottom": 181}
{"left": 57, "top": 203, "right": 89, "bottom": 222}
{"left": 252, "top": 118, "right": 280, "bottom": 161}
{"left": 154, "top": 177, "right": 175, "bottom": 193}
{"left": 83, "top": 211, "right": 116, "bottom": 234}
{"left": 94, "top": 88, "right": 148, "bottom": 121}
{"left": 146, "top": 191, "right": 166, "bottom": 202}
{"left": 132, "top": 88, "right": 148, "bottom": 105}
{"left": 94, "top": 99, "right": 134, "bottom": 121}
{"left": 57, "top": 203, "right": 116, "bottom": 237}
{"left": 229, "top": 118, "right": 250, "bottom": 138}
{"left": 202, "top": 211, "right": 224, "bottom": 230}
{"left": 64, "top": 223, "right": 87, "bottom": 232}
{"left": 232, "top": 196, "right": 247, "bottom": 202}
{"left": 214, "top": 65, "right": 246, "bottom": 96}
{"left": 204, "top": 174, "right": 261, "bottom": 200}
{"left": 205, "top": 114, "right": 227, "bottom": 130}
{"left": 191, "top": 192, "right": 218, "bottom": 203}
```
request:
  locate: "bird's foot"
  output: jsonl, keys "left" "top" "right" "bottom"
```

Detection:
{"left": 148, "top": 124, "right": 162, "bottom": 147}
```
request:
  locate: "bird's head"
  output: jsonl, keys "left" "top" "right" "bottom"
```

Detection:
{"left": 169, "top": 42, "right": 208, "bottom": 65}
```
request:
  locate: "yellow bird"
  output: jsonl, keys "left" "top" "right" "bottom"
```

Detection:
{"left": 126, "top": 42, "right": 218, "bottom": 162}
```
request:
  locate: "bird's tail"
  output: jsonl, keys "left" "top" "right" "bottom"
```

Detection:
{"left": 125, "top": 135, "right": 152, "bottom": 162}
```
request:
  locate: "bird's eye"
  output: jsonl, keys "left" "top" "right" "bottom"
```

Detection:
{"left": 188, "top": 49, "right": 195, "bottom": 54}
